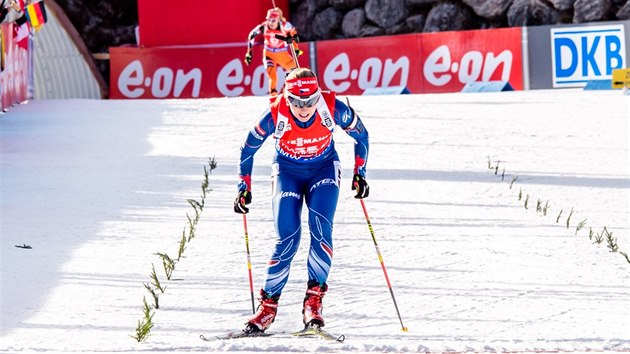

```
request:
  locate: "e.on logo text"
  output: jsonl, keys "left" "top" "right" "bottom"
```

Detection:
{"left": 423, "top": 45, "right": 513, "bottom": 87}
{"left": 216, "top": 59, "right": 285, "bottom": 96}
{"left": 117, "top": 60, "right": 202, "bottom": 98}
{"left": 322, "top": 53, "right": 410, "bottom": 93}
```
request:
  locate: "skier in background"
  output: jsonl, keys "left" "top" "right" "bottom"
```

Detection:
{"left": 234, "top": 67, "right": 370, "bottom": 334}
{"left": 244, "top": 7, "right": 302, "bottom": 96}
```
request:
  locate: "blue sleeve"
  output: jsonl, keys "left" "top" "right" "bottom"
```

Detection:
{"left": 334, "top": 99, "right": 369, "bottom": 177}
{"left": 237, "top": 109, "right": 275, "bottom": 191}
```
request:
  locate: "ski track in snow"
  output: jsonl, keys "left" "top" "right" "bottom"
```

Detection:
{"left": 1, "top": 91, "right": 629, "bottom": 353}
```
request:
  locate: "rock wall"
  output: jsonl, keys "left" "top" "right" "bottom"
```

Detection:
{"left": 53, "top": 0, "right": 138, "bottom": 85}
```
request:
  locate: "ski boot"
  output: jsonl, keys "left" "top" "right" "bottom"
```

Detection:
{"left": 244, "top": 290, "right": 279, "bottom": 333}
{"left": 302, "top": 280, "right": 327, "bottom": 328}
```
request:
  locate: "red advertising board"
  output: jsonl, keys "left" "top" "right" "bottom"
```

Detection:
{"left": 137, "top": 0, "right": 289, "bottom": 47}
{"left": 418, "top": 28, "right": 524, "bottom": 93}
{"left": 110, "top": 27, "right": 524, "bottom": 98}
{"left": 110, "top": 44, "right": 310, "bottom": 99}
{"left": 316, "top": 27, "right": 523, "bottom": 95}
{"left": 315, "top": 34, "right": 422, "bottom": 95}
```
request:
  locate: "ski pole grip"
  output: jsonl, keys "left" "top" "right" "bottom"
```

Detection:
{"left": 275, "top": 34, "right": 299, "bottom": 44}
{"left": 275, "top": 34, "right": 289, "bottom": 43}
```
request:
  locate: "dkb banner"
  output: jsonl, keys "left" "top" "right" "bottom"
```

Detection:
{"left": 527, "top": 20, "right": 630, "bottom": 89}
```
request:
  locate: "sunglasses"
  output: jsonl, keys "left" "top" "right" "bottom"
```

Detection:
{"left": 287, "top": 91, "right": 321, "bottom": 108}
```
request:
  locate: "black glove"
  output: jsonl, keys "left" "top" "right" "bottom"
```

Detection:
{"left": 295, "top": 48, "right": 303, "bottom": 56}
{"left": 244, "top": 52, "right": 252, "bottom": 65}
{"left": 351, "top": 174, "right": 369, "bottom": 199}
{"left": 234, "top": 190, "right": 252, "bottom": 214}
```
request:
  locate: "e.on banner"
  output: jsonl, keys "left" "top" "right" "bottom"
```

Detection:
{"left": 110, "top": 45, "right": 307, "bottom": 99}
{"left": 316, "top": 28, "right": 524, "bottom": 94}
{"left": 420, "top": 28, "right": 524, "bottom": 92}
{"left": 110, "top": 28, "right": 522, "bottom": 98}
{"left": 316, "top": 34, "right": 421, "bottom": 95}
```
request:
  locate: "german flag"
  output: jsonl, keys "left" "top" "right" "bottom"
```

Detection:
{"left": 25, "top": 1, "right": 47, "bottom": 29}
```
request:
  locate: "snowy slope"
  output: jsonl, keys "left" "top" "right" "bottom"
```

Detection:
{"left": 1, "top": 90, "right": 629, "bottom": 353}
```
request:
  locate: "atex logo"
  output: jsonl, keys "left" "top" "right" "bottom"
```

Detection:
{"left": 551, "top": 25, "right": 626, "bottom": 88}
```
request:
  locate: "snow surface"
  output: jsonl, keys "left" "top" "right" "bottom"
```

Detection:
{"left": 1, "top": 90, "right": 629, "bottom": 353}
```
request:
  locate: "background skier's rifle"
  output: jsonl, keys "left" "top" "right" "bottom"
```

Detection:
{"left": 275, "top": 34, "right": 301, "bottom": 69}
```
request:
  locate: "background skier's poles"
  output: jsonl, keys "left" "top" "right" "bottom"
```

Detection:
{"left": 358, "top": 198, "right": 409, "bottom": 332}
{"left": 241, "top": 207, "right": 256, "bottom": 314}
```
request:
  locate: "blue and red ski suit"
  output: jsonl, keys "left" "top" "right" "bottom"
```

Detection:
{"left": 237, "top": 91, "right": 369, "bottom": 297}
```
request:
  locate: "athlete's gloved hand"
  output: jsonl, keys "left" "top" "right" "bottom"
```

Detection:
{"left": 234, "top": 190, "right": 252, "bottom": 214}
{"left": 352, "top": 174, "right": 369, "bottom": 199}
{"left": 295, "top": 48, "right": 304, "bottom": 56}
{"left": 244, "top": 51, "right": 252, "bottom": 65}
